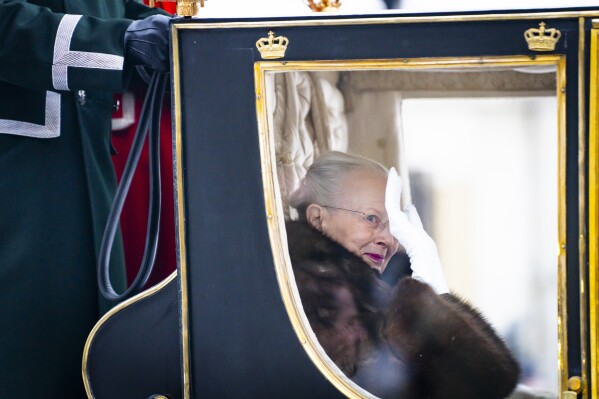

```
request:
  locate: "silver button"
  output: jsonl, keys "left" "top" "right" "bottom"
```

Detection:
{"left": 78, "top": 90, "right": 86, "bottom": 105}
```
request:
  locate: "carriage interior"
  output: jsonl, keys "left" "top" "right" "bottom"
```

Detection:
{"left": 265, "top": 65, "right": 559, "bottom": 396}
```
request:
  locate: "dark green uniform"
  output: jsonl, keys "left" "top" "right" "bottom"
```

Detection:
{"left": 0, "top": 1, "right": 165, "bottom": 397}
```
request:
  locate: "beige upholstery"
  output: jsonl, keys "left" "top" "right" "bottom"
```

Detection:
{"left": 270, "top": 71, "right": 348, "bottom": 219}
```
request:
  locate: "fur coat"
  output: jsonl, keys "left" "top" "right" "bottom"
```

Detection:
{"left": 286, "top": 221, "right": 520, "bottom": 399}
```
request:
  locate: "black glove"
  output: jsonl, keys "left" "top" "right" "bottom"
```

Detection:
{"left": 124, "top": 15, "right": 170, "bottom": 73}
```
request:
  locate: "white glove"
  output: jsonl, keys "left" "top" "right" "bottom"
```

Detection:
{"left": 385, "top": 167, "right": 449, "bottom": 295}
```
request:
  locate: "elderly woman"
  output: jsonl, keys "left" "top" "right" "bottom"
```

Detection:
{"left": 286, "top": 151, "right": 520, "bottom": 399}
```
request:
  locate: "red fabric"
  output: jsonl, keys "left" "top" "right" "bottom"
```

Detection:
{"left": 159, "top": 2, "right": 177, "bottom": 13}
{"left": 111, "top": 88, "right": 177, "bottom": 288}
{"left": 143, "top": 1, "right": 177, "bottom": 13}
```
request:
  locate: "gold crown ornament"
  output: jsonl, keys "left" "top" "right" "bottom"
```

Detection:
{"left": 524, "top": 22, "right": 561, "bottom": 52}
{"left": 256, "top": 31, "right": 289, "bottom": 60}
{"left": 304, "top": 0, "right": 341, "bottom": 12}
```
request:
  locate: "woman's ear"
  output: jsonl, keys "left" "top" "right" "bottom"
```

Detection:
{"left": 306, "top": 204, "right": 325, "bottom": 231}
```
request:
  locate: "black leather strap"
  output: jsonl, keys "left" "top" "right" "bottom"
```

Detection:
{"left": 98, "top": 72, "right": 167, "bottom": 301}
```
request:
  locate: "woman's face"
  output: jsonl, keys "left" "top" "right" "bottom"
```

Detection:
{"left": 308, "top": 169, "right": 399, "bottom": 274}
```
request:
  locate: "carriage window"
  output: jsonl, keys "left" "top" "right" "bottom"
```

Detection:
{"left": 402, "top": 96, "right": 558, "bottom": 394}
{"left": 260, "top": 63, "right": 560, "bottom": 398}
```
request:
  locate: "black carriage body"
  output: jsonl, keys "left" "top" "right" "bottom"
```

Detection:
{"left": 82, "top": 7, "right": 599, "bottom": 399}
{"left": 173, "top": 8, "right": 596, "bottom": 399}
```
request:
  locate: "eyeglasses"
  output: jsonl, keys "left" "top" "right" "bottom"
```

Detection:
{"left": 322, "top": 205, "right": 390, "bottom": 233}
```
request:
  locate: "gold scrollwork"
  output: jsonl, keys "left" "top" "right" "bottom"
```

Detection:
{"left": 177, "top": 0, "right": 199, "bottom": 17}
{"left": 304, "top": 0, "right": 341, "bottom": 12}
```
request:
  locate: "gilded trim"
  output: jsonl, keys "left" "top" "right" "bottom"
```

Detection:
{"left": 82, "top": 272, "right": 178, "bottom": 399}
{"left": 171, "top": 24, "right": 192, "bottom": 399}
{"left": 173, "top": 10, "right": 599, "bottom": 31}
{"left": 557, "top": 53, "right": 569, "bottom": 399}
{"left": 254, "top": 56, "right": 563, "bottom": 71}
{"left": 524, "top": 22, "right": 562, "bottom": 52}
{"left": 588, "top": 25, "right": 599, "bottom": 399}
{"left": 577, "top": 16, "right": 589, "bottom": 399}
{"left": 253, "top": 61, "right": 375, "bottom": 399}
{"left": 256, "top": 31, "right": 289, "bottom": 60}
{"left": 255, "top": 55, "right": 566, "bottom": 399}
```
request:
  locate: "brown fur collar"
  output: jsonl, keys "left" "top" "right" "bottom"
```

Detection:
{"left": 286, "top": 221, "right": 520, "bottom": 399}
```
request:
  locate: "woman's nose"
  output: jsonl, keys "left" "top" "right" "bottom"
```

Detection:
{"left": 375, "top": 224, "right": 395, "bottom": 247}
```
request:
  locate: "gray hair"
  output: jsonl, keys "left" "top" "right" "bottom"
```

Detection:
{"left": 288, "top": 151, "right": 388, "bottom": 220}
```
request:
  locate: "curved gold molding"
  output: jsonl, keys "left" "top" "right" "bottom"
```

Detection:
{"left": 254, "top": 61, "right": 374, "bottom": 399}
{"left": 82, "top": 271, "right": 178, "bottom": 399}
{"left": 254, "top": 55, "right": 566, "bottom": 399}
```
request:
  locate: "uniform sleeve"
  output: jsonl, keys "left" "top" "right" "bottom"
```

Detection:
{"left": 0, "top": 1, "right": 166, "bottom": 93}
{"left": 382, "top": 277, "right": 520, "bottom": 399}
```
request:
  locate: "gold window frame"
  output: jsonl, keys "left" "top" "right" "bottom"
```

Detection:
{"left": 254, "top": 55, "right": 568, "bottom": 398}
{"left": 588, "top": 20, "right": 599, "bottom": 399}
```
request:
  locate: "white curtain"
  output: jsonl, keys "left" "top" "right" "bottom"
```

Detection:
{"left": 270, "top": 71, "right": 348, "bottom": 219}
